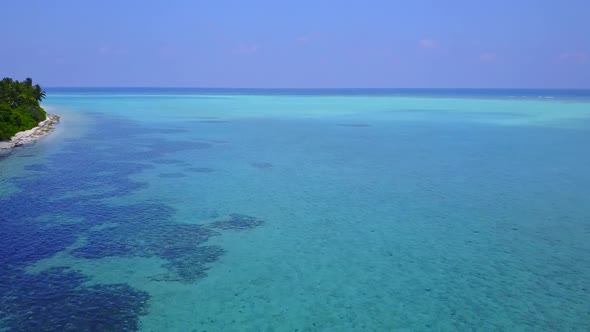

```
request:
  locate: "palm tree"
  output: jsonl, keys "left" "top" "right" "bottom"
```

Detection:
{"left": 0, "top": 78, "right": 18, "bottom": 107}
{"left": 33, "top": 84, "right": 46, "bottom": 102}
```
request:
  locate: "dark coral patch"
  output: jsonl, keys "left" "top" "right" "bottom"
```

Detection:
{"left": 209, "top": 214, "right": 264, "bottom": 231}
{"left": 0, "top": 114, "right": 265, "bottom": 330}
{"left": 0, "top": 267, "right": 149, "bottom": 332}
{"left": 72, "top": 210, "right": 263, "bottom": 283}
{"left": 154, "top": 246, "right": 226, "bottom": 282}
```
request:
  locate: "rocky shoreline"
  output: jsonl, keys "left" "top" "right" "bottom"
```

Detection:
{"left": 0, "top": 114, "right": 60, "bottom": 152}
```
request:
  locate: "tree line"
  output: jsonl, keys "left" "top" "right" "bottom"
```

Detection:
{"left": 0, "top": 78, "right": 47, "bottom": 141}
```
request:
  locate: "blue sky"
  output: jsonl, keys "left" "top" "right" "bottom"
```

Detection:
{"left": 2, "top": 0, "right": 589, "bottom": 88}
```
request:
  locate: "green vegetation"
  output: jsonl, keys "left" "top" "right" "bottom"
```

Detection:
{"left": 0, "top": 78, "right": 47, "bottom": 141}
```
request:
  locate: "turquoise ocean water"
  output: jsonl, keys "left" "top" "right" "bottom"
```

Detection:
{"left": 1, "top": 89, "right": 589, "bottom": 331}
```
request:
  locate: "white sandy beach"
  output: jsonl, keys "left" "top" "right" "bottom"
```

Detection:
{"left": 0, "top": 114, "right": 60, "bottom": 153}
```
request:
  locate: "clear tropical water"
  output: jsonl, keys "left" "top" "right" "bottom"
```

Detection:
{"left": 1, "top": 89, "right": 589, "bottom": 331}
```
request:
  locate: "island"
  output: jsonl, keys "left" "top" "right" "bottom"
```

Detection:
{"left": 0, "top": 78, "right": 59, "bottom": 152}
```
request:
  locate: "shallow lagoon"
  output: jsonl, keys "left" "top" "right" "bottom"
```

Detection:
{"left": 1, "top": 90, "right": 589, "bottom": 331}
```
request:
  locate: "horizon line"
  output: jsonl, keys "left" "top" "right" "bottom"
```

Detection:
{"left": 44, "top": 87, "right": 590, "bottom": 90}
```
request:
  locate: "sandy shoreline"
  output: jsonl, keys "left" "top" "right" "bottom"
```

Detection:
{"left": 0, "top": 114, "right": 60, "bottom": 153}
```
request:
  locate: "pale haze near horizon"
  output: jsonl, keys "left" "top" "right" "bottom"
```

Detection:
{"left": 1, "top": 0, "right": 589, "bottom": 88}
